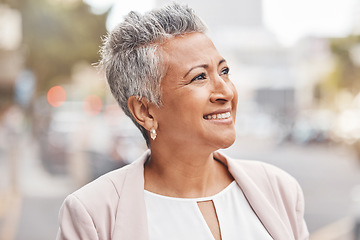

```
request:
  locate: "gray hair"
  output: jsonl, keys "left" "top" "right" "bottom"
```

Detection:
{"left": 100, "top": 3, "right": 207, "bottom": 146}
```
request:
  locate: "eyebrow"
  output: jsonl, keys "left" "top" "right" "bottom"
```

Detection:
{"left": 183, "top": 59, "right": 227, "bottom": 78}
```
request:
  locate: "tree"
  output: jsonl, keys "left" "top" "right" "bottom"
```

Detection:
{"left": 17, "top": 0, "right": 108, "bottom": 95}
{"left": 316, "top": 35, "right": 360, "bottom": 107}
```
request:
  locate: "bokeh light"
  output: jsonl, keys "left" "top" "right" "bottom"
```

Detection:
{"left": 47, "top": 85, "right": 66, "bottom": 107}
{"left": 83, "top": 95, "right": 103, "bottom": 116}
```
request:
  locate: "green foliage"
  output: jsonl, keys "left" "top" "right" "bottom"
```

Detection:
{"left": 318, "top": 35, "right": 360, "bottom": 106}
{"left": 19, "top": 0, "right": 108, "bottom": 95}
{"left": 328, "top": 35, "right": 360, "bottom": 93}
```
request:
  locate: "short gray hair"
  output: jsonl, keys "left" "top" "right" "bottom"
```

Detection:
{"left": 100, "top": 3, "right": 207, "bottom": 146}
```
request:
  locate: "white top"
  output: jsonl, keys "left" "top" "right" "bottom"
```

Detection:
{"left": 144, "top": 181, "right": 273, "bottom": 240}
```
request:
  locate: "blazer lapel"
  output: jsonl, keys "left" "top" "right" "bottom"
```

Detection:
{"left": 214, "top": 152, "right": 294, "bottom": 240}
{"left": 112, "top": 150, "right": 150, "bottom": 240}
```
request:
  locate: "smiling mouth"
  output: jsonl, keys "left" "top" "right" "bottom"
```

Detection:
{"left": 203, "top": 112, "right": 231, "bottom": 120}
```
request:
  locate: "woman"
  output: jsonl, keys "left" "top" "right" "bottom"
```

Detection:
{"left": 57, "top": 3, "right": 309, "bottom": 240}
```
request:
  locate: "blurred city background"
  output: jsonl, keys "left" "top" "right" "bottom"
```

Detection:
{"left": 1, "top": 0, "right": 360, "bottom": 239}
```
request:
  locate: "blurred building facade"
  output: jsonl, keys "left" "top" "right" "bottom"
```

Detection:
{"left": 0, "top": 4, "right": 23, "bottom": 112}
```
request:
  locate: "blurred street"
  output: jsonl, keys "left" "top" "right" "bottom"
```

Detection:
{"left": 1, "top": 0, "right": 360, "bottom": 239}
{"left": 1, "top": 133, "right": 360, "bottom": 239}
{"left": 0, "top": 132, "right": 74, "bottom": 240}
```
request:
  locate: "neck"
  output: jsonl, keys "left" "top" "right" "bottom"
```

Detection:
{"left": 144, "top": 145, "right": 233, "bottom": 198}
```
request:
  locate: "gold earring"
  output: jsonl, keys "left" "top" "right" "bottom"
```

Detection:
{"left": 150, "top": 129, "right": 157, "bottom": 140}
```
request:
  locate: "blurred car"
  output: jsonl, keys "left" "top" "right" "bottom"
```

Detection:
{"left": 289, "top": 110, "right": 335, "bottom": 145}
{"left": 39, "top": 101, "right": 90, "bottom": 175}
{"left": 38, "top": 101, "right": 147, "bottom": 182}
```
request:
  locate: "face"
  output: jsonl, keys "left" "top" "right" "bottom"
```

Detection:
{"left": 152, "top": 32, "right": 238, "bottom": 152}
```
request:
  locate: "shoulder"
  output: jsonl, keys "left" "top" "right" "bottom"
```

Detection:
{"left": 57, "top": 151, "right": 149, "bottom": 239}
{"left": 61, "top": 157, "right": 144, "bottom": 218}
{"left": 74, "top": 163, "right": 132, "bottom": 198}
{"left": 57, "top": 167, "right": 131, "bottom": 239}
{"left": 68, "top": 150, "right": 149, "bottom": 208}
{"left": 61, "top": 165, "right": 130, "bottom": 221}
{"left": 227, "top": 157, "right": 303, "bottom": 208}
{"left": 228, "top": 158, "right": 309, "bottom": 238}
{"left": 215, "top": 151, "right": 299, "bottom": 190}
{"left": 231, "top": 158, "right": 299, "bottom": 188}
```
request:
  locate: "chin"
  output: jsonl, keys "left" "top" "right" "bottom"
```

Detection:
{"left": 220, "top": 137, "right": 236, "bottom": 149}
{"left": 215, "top": 132, "right": 236, "bottom": 150}
{"left": 204, "top": 128, "right": 236, "bottom": 150}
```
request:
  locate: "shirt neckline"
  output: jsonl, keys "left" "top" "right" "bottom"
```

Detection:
{"left": 144, "top": 180, "right": 236, "bottom": 202}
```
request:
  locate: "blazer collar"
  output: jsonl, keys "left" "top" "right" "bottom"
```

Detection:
{"left": 113, "top": 150, "right": 292, "bottom": 240}
{"left": 112, "top": 150, "right": 150, "bottom": 240}
{"left": 214, "top": 152, "right": 293, "bottom": 240}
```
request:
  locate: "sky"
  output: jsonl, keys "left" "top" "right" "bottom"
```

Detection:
{"left": 84, "top": 0, "right": 358, "bottom": 46}
{"left": 262, "top": 0, "right": 358, "bottom": 45}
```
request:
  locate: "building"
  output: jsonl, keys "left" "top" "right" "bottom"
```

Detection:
{"left": 0, "top": 4, "right": 23, "bottom": 112}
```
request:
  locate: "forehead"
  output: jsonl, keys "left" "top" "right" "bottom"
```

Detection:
{"left": 160, "top": 33, "right": 223, "bottom": 74}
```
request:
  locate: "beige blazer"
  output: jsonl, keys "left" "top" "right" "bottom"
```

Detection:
{"left": 56, "top": 150, "right": 309, "bottom": 240}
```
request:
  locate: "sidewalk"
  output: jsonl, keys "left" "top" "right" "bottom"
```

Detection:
{"left": 0, "top": 191, "right": 21, "bottom": 240}
{"left": 0, "top": 133, "right": 74, "bottom": 240}
{"left": 310, "top": 217, "right": 354, "bottom": 240}
{"left": 0, "top": 133, "right": 21, "bottom": 240}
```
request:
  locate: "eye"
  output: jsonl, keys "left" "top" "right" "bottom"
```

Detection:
{"left": 190, "top": 73, "right": 206, "bottom": 83}
{"left": 220, "top": 67, "right": 230, "bottom": 76}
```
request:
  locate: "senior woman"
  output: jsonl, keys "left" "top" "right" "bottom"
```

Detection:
{"left": 56, "top": 3, "right": 309, "bottom": 240}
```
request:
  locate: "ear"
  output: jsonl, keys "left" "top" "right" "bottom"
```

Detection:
{"left": 128, "top": 96, "right": 157, "bottom": 131}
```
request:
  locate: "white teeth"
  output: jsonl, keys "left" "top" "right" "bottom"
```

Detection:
{"left": 204, "top": 112, "right": 231, "bottom": 120}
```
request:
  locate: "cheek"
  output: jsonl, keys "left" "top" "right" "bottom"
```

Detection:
{"left": 161, "top": 93, "right": 200, "bottom": 120}
{"left": 230, "top": 84, "right": 238, "bottom": 119}
{"left": 230, "top": 83, "right": 238, "bottom": 104}
{"left": 160, "top": 87, "right": 211, "bottom": 122}
{"left": 174, "top": 88, "right": 209, "bottom": 107}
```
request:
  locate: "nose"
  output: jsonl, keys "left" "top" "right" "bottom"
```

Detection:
{"left": 210, "top": 75, "right": 236, "bottom": 103}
